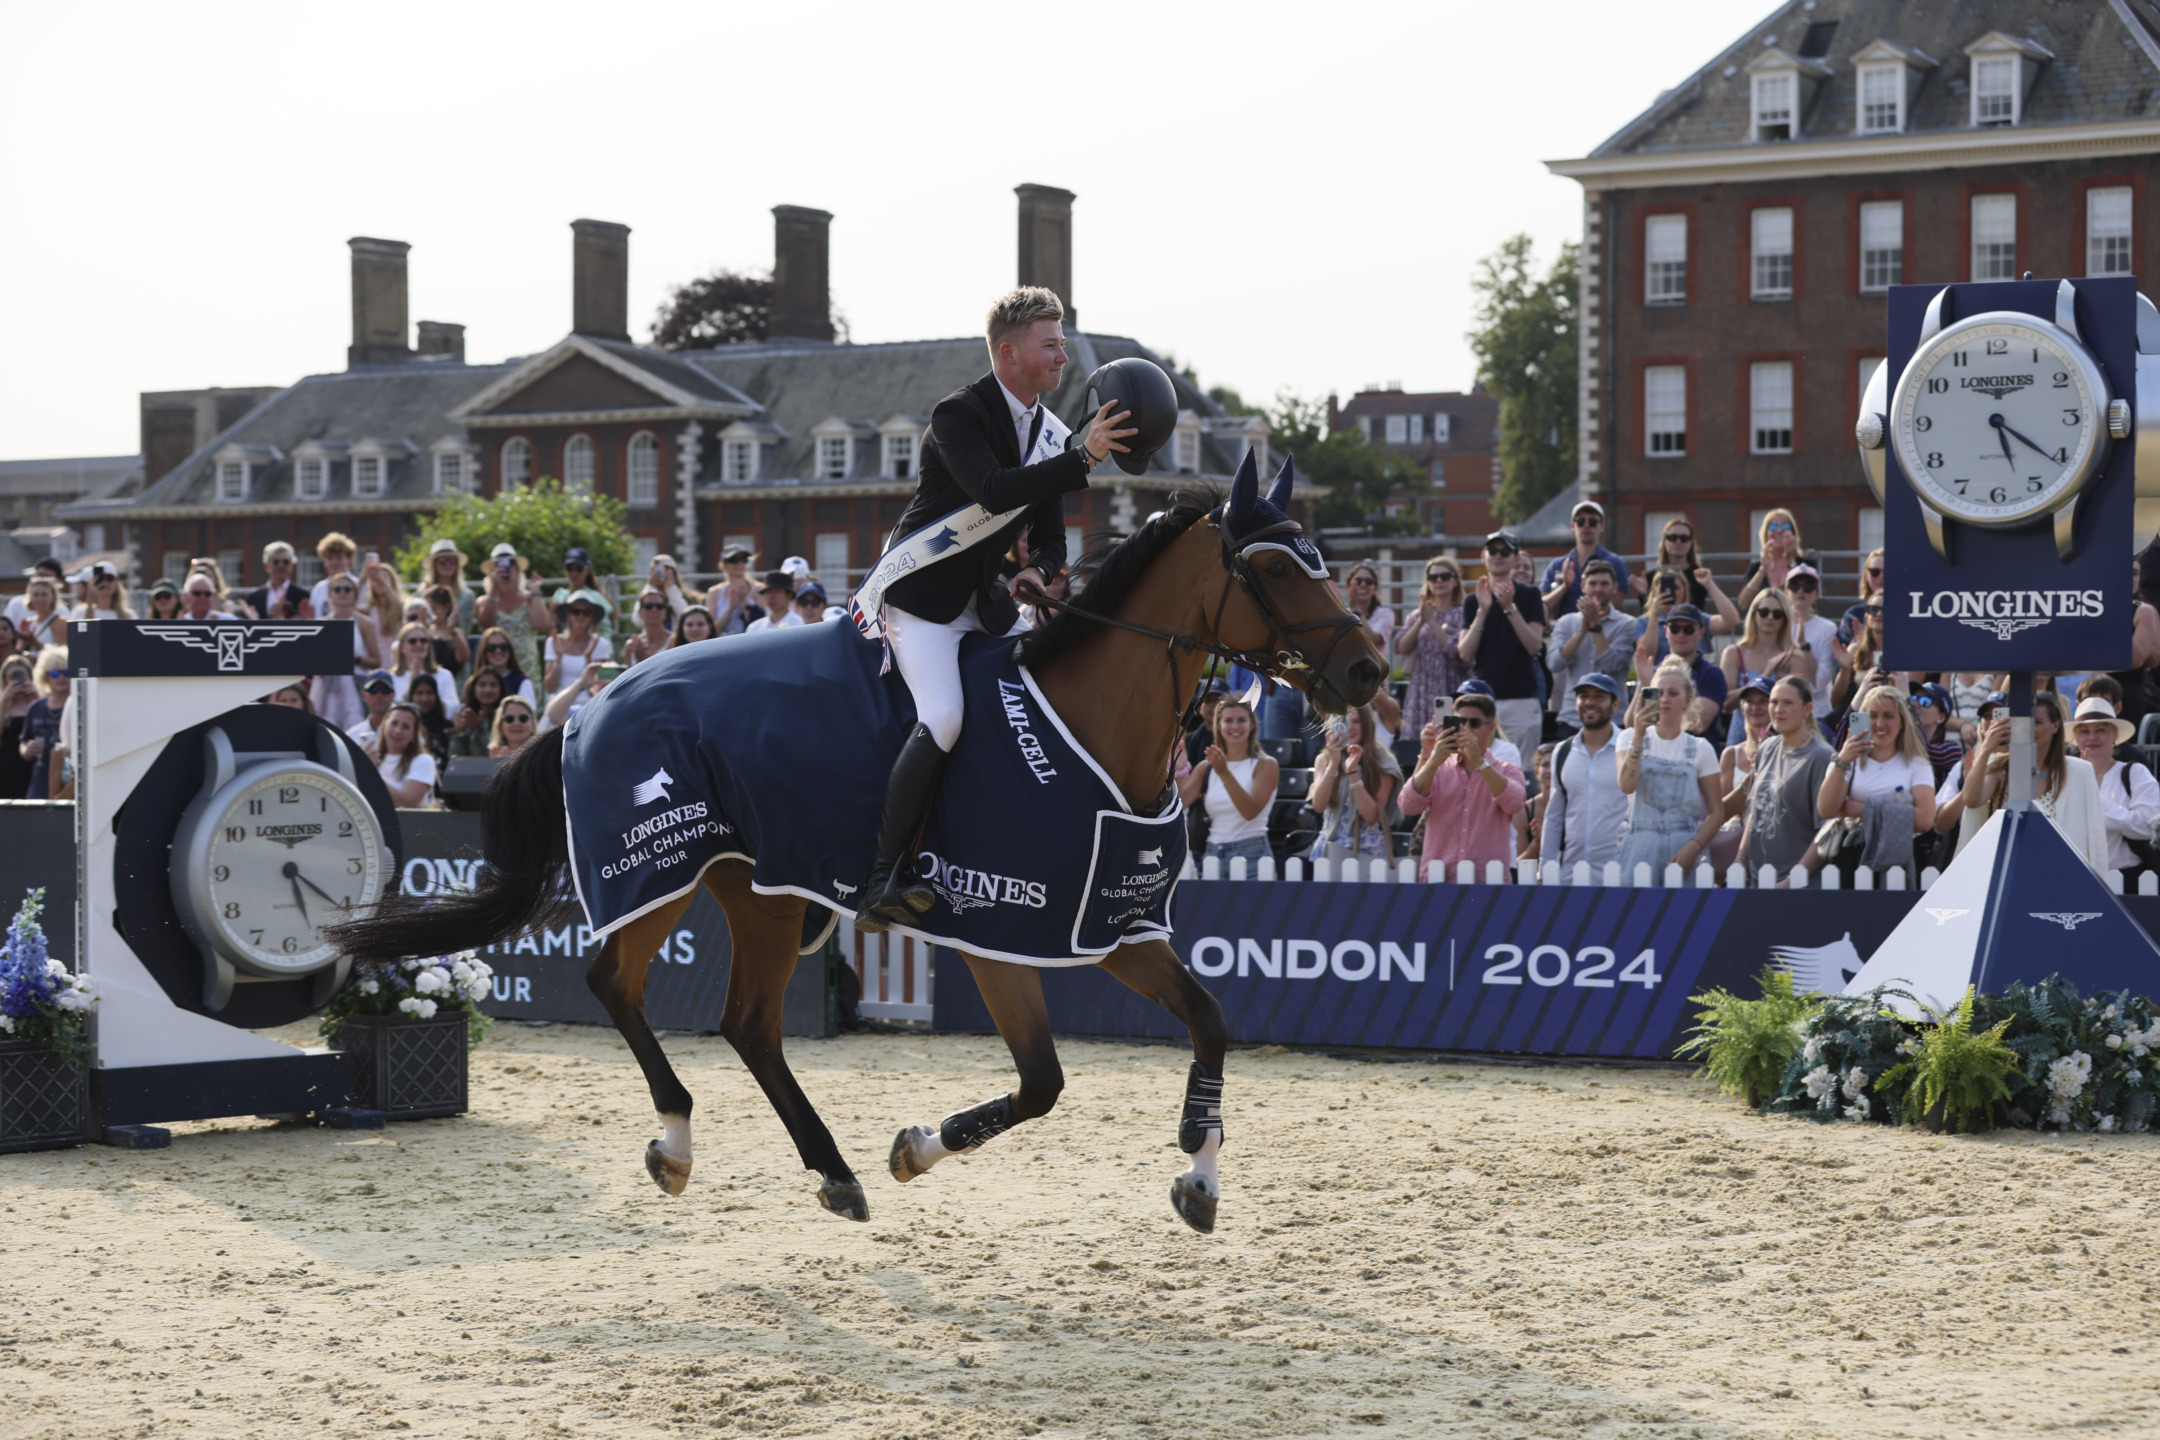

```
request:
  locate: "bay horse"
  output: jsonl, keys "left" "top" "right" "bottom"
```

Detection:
{"left": 328, "top": 459, "right": 1383, "bottom": 1233}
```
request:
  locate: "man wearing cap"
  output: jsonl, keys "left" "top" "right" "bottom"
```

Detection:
{"left": 1540, "top": 500, "right": 1630, "bottom": 618}
{"left": 241, "top": 542, "right": 315, "bottom": 621}
{"left": 347, "top": 672, "right": 398, "bottom": 747}
{"left": 1544, "top": 559, "right": 1636, "bottom": 733}
{"left": 849, "top": 286, "right": 1137, "bottom": 931}
{"left": 792, "top": 582, "right": 829, "bottom": 626}
{"left": 1540, "top": 673, "right": 1626, "bottom": 877}
{"left": 1635, "top": 600, "right": 1729, "bottom": 744}
{"left": 1458, "top": 532, "right": 1548, "bottom": 751}
{"left": 744, "top": 571, "right": 801, "bottom": 634}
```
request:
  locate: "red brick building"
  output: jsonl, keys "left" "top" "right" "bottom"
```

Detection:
{"left": 1326, "top": 385, "right": 1501, "bottom": 540}
{"left": 1548, "top": 0, "right": 2160, "bottom": 563}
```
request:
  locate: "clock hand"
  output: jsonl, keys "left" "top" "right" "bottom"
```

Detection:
{"left": 286, "top": 863, "right": 348, "bottom": 910}
{"left": 282, "top": 862, "right": 310, "bottom": 923}
{"left": 1991, "top": 412, "right": 2058, "bottom": 463}
{"left": 1988, "top": 413, "right": 2014, "bottom": 464}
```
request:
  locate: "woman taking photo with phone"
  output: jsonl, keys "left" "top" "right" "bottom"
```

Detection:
{"left": 474, "top": 544, "right": 552, "bottom": 681}
{"left": 1307, "top": 706, "right": 1399, "bottom": 868}
{"left": 1631, "top": 517, "right": 1740, "bottom": 634}
{"left": 1175, "top": 698, "right": 1279, "bottom": 869}
{"left": 0, "top": 654, "right": 37, "bottom": 799}
{"left": 1939, "top": 692, "right": 2107, "bottom": 871}
{"left": 1736, "top": 509, "right": 1814, "bottom": 612}
{"left": 1816, "top": 685, "right": 1938, "bottom": 878}
{"left": 1616, "top": 658, "right": 1724, "bottom": 877}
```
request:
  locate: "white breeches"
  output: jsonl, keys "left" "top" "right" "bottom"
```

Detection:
{"left": 882, "top": 599, "right": 990, "bottom": 751}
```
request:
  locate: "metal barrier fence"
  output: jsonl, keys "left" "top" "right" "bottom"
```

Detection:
{"left": 1182, "top": 850, "right": 2160, "bottom": 897}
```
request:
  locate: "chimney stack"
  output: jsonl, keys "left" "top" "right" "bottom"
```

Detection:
{"left": 769, "top": 205, "right": 834, "bottom": 341}
{"left": 571, "top": 219, "right": 632, "bottom": 340}
{"left": 1015, "top": 184, "right": 1075, "bottom": 326}
{"left": 347, "top": 237, "right": 412, "bottom": 366}
{"left": 416, "top": 321, "right": 466, "bottom": 362}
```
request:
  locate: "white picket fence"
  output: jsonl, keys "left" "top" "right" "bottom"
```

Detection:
{"left": 1184, "top": 851, "right": 2160, "bottom": 897}
{"left": 845, "top": 930, "right": 934, "bottom": 1023}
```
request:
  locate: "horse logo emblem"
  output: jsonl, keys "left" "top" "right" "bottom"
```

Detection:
{"left": 631, "top": 768, "right": 675, "bottom": 806}
{"left": 1769, "top": 933, "right": 1863, "bottom": 994}
{"left": 1137, "top": 848, "right": 1164, "bottom": 868}
{"left": 1924, "top": 908, "right": 1970, "bottom": 926}
{"left": 2031, "top": 912, "right": 2104, "bottom": 930}
{"left": 925, "top": 526, "right": 960, "bottom": 554}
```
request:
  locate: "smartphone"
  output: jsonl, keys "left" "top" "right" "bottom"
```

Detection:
{"left": 594, "top": 663, "right": 625, "bottom": 685}
{"left": 1851, "top": 710, "right": 1872, "bottom": 744}
{"left": 495, "top": 556, "right": 514, "bottom": 574}
{"left": 364, "top": 551, "right": 380, "bottom": 568}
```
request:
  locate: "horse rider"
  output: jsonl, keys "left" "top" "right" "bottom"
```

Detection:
{"left": 849, "top": 286, "right": 1137, "bottom": 932}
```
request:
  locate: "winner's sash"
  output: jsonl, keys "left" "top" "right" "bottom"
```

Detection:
{"left": 849, "top": 407, "right": 1071, "bottom": 641}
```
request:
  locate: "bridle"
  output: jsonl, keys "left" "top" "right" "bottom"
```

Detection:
{"left": 1015, "top": 506, "right": 1369, "bottom": 727}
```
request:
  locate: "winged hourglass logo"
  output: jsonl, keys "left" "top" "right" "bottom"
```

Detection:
{"left": 137, "top": 624, "right": 325, "bottom": 672}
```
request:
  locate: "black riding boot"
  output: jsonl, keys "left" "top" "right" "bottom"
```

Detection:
{"left": 855, "top": 723, "right": 948, "bottom": 933}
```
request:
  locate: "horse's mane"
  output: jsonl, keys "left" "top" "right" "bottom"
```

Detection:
{"left": 1017, "top": 484, "right": 1220, "bottom": 670}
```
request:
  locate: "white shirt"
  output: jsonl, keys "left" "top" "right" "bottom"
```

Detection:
{"left": 1616, "top": 726, "right": 1720, "bottom": 779}
{"left": 1540, "top": 727, "right": 1627, "bottom": 874}
{"left": 377, "top": 751, "right": 437, "bottom": 794}
{"left": 745, "top": 611, "right": 804, "bottom": 634}
{"left": 1847, "top": 750, "right": 1932, "bottom": 806}
{"left": 1203, "top": 756, "right": 1273, "bottom": 845}
{"left": 2092, "top": 757, "right": 2160, "bottom": 872}
{"left": 997, "top": 376, "right": 1041, "bottom": 463}
{"left": 1794, "top": 615, "right": 1837, "bottom": 714}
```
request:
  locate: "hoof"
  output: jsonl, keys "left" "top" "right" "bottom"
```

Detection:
{"left": 645, "top": 1140, "right": 691, "bottom": 1197}
{"left": 1170, "top": 1172, "right": 1217, "bottom": 1234}
{"left": 819, "top": 1178, "right": 870, "bottom": 1222}
{"left": 889, "top": 1125, "right": 937, "bottom": 1183}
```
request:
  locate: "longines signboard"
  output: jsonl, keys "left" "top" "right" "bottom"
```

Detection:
{"left": 1875, "top": 275, "right": 2142, "bottom": 673}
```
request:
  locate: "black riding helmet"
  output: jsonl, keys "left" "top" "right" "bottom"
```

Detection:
{"left": 1084, "top": 357, "right": 1179, "bottom": 476}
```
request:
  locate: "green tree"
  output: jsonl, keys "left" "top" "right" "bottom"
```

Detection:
{"left": 651, "top": 269, "right": 773, "bottom": 350}
{"left": 1467, "top": 235, "right": 1579, "bottom": 524}
{"left": 1266, "top": 391, "right": 1422, "bottom": 533}
{"left": 395, "top": 479, "right": 638, "bottom": 585}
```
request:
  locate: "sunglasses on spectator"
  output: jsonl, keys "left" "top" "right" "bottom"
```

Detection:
{"left": 1864, "top": 605, "right": 1883, "bottom": 615}
{"left": 404, "top": 636, "right": 429, "bottom": 646}
{"left": 1666, "top": 622, "right": 1699, "bottom": 636}
{"left": 1866, "top": 566, "right": 1884, "bottom": 578}
{"left": 1913, "top": 696, "right": 1938, "bottom": 709}
{"left": 1348, "top": 576, "right": 1376, "bottom": 586}
{"left": 485, "top": 640, "right": 511, "bottom": 651}
{"left": 1788, "top": 578, "right": 1818, "bottom": 590}
{"left": 1573, "top": 516, "right": 1602, "bottom": 527}
{"left": 640, "top": 601, "right": 670, "bottom": 612}
{"left": 1428, "top": 570, "right": 1455, "bottom": 581}
{"left": 1766, "top": 521, "right": 1795, "bottom": 534}
{"left": 501, "top": 710, "right": 533, "bottom": 725}
{"left": 1759, "top": 609, "right": 1787, "bottom": 620}
{"left": 1457, "top": 716, "right": 1490, "bottom": 729}
{"left": 45, "top": 668, "right": 69, "bottom": 680}
{"left": 330, "top": 584, "right": 358, "bottom": 594}
{"left": 567, "top": 607, "right": 598, "bottom": 619}
{"left": 1665, "top": 531, "right": 1693, "bottom": 544}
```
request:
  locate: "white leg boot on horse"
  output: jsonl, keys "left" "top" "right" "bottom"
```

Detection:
{"left": 890, "top": 955, "right": 1061, "bottom": 1183}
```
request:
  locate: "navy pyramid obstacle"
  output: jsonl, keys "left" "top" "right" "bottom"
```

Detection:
{"left": 1843, "top": 808, "right": 2160, "bottom": 1010}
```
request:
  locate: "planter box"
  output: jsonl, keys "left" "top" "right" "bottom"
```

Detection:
{"left": 0, "top": 1038, "right": 87, "bottom": 1153}
{"left": 331, "top": 1013, "right": 468, "bottom": 1119}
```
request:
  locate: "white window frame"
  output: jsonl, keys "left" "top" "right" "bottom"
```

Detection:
{"left": 2088, "top": 186, "right": 2134, "bottom": 277}
{"left": 626, "top": 430, "right": 660, "bottom": 509}
{"left": 1752, "top": 71, "right": 1795, "bottom": 141}
{"left": 818, "top": 435, "right": 851, "bottom": 480}
{"left": 1972, "top": 55, "right": 2019, "bottom": 126}
{"left": 1857, "top": 64, "right": 1905, "bottom": 134}
{"left": 432, "top": 450, "right": 466, "bottom": 498}
{"left": 295, "top": 456, "right": 327, "bottom": 501}
{"left": 1432, "top": 412, "right": 1451, "bottom": 444}
{"left": 1407, "top": 414, "right": 1424, "bottom": 445}
{"left": 562, "top": 434, "right": 594, "bottom": 496}
{"left": 1644, "top": 366, "right": 1687, "bottom": 457}
{"left": 725, "top": 440, "right": 758, "bottom": 483}
{"left": 162, "top": 551, "right": 191, "bottom": 584}
{"left": 1384, "top": 414, "right": 1408, "bottom": 444}
{"left": 1750, "top": 361, "right": 1795, "bottom": 455}
{"left": 351, "top": 454, "right": 384, "bottom": 499}
{"left": 1858, "top": 201, "right": 1903, "bottom": 293}
{"left": 500, "top": 437, "right": 531, "bottom": 491}
{"left": 1644, "top": 214, "right": 1687, "bottom": 305}
{"left": 1356, "top": 416, "right": 1373, "bottom": 442}
{"left": 1173, "top": 427, "right": 1200, "bottom": 473}
{"left": 1751, "top": 207, "right": 1794, "bottom": 300}
{"left": 813, "top": 532, "right": 850, "bottom": 580}
{"left": 884, "top": 432, "right": 916, "bottom": 479}
{"left": 216, "top": 460, "right": 247, "bottom": 502}
{"left": 1972, "top": 193, "right": 2018, "bottom": 281}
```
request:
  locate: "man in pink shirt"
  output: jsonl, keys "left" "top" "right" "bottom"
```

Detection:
{"left": 1400, "top": 690, "right": 1527, "bottom": 881}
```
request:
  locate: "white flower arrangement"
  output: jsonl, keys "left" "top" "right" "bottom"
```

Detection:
{"left": 323, "top": 950, "right": 496, "bottom": 1046}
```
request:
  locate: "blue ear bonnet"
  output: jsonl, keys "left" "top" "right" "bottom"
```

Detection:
{"left": 1216, "top": 450, "right": 1328, "bottom": 578}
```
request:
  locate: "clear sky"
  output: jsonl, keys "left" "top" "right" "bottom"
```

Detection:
{"left": 0, "top": 0, "right": 1758, "bottom": 460}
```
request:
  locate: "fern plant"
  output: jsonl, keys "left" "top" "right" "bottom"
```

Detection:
{"left": 1879, "top": 986, "right": 2020, "bottom": 1134}
{"left": 1678, "top": 967, "right": 1821, "bottom": 1108}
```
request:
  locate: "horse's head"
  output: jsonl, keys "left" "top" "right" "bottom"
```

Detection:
{"left": 1207, "top": 453, "right": 1385, "bottom": 714}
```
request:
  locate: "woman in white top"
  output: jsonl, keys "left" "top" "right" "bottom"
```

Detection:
{"left": 1175, "top": 699, "right": 1280, "bottom": 866}
{"left": 1720, "top": 671, "right": 1776, "bottom": 797}
{"left": 1946, "top": 692, "right": 2107, "bottom": 872}
{"left": 2071, "top": 696, "right": 2159, "bottom": 875}
{"left": 307, "top": 573, "right": 381, "bottom": 731}
{"left": 367, "top": 703, "right": 438, "bottom": 808}
{"left": 1782, "top": 563, "right": 1841, "bottom": 717}
{"left": 1616, "top": 657, "right": 1725, "bottom": 876}
{"left": 544, "top": 589, "right": 613, "bottom": 699}
{"left": 388, "top": 622, "right": 458, "bottom": 708}
{"left": 1341, "top": 563, "right": 1396, "bottom": 654}
{"left": 15, "top": 578, "right": 66, "bottom": 651}
{"left": 1817, "top": 685, "right": 1937, "bottom": 876}
{"left": 70, "top": 564, "right": 131, "bottom": 622}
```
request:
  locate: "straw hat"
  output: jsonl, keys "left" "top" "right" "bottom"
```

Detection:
{"left": 2072, "top": 695, "right": 2136, "bottom": 745}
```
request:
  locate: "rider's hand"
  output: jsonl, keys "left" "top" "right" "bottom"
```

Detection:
{"left": 1010, "top": 567, "right": 1047, "bottom": 601}
{"left": 1082, "top": 401, "right": 1137, "bottom": 465}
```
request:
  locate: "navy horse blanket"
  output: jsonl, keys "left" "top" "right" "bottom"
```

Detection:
{"left": 560, "top": 620, "right": 1186, "bottom": 966}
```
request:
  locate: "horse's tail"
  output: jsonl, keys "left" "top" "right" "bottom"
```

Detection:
{"left": 326, "top": 726, "right": 579, "bottom": 966}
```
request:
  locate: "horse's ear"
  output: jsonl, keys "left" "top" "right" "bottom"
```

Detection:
{"left": 1267, "top": 454, "right": 1298, "bottom": 511}
{"left": 1227, "top": 447, "right": 1259, "bottom": 525}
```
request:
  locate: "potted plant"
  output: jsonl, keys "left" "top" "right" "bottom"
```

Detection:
{"left": 322, "top": 952, "right": 494, "bottom": 1119}
{"left": 0, "top": 889, "right": 95, "bottom": 1153}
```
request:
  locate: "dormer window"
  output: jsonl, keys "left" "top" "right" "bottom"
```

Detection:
{"left": 725, "top": 440, "right": 758, "bottom": 482}
{"left": 1172, "top": 411, "right": 1202, "bottom": 474}
{"left": 886, "top": 432, "right": 915, "bottom": 478}
{"left": 430, "top": 438, "right": 478, "bottom": 498}
{"left": 1752, "top": 72, "right": 1794, "bottom": 141}
{"left": 1965, "top": 32, "right": 2051, "bottom": 129}
{"left": 353, "top": 455, "right": 384, "bottom": 499}
{"left": 1858, "top": 65, "right": 1902, "bottom": 133}
{"left": 295, "top": 456, "right": 327, "bottom": 500}
{"left": 819, "top": 435, "right": 851, "bottom": 479}
{"left": 211, "top": 443, "right": 279, "bottom": 504}
{"left": 217, "top": 460, "right": 247, "bottom": 502}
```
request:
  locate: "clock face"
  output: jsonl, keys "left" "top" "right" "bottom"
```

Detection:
{"left": 199, "top": 765, "right": 386, "bottom": 973}
{"left": 1891, "top": 315, "right": 2108, "bottom": 528}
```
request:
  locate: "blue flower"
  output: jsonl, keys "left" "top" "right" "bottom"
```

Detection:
{"left": 0, "top": 890, "right": 61, "bottom": 1022}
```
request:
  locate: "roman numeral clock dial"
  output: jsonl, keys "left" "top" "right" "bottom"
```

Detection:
{"left": 1888, "top": 299, "right": 2127, "bottom": 562}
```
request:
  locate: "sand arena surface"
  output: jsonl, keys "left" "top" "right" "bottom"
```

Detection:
{"left": 1, "top": 1022, "right": 2154, "bottom": 1439}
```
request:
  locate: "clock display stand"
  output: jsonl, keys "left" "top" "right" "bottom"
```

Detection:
{"left": 74, "top": 621, "right": 401, "bottom": 1132}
